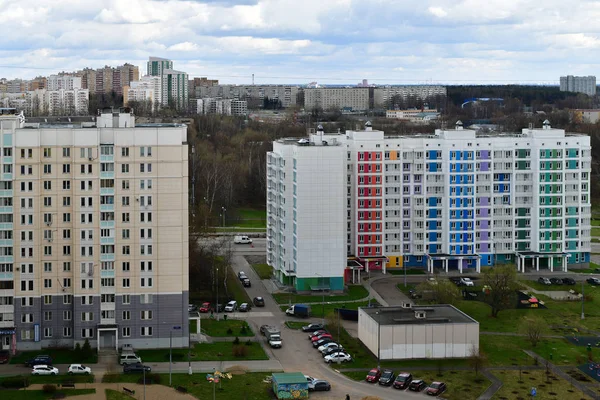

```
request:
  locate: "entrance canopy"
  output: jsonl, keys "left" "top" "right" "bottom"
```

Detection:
{"left": 516, "top": 251, "right": 569, "bottom": 272}
{"left": 426, "top": 253, "right": 482, "bottom": 273}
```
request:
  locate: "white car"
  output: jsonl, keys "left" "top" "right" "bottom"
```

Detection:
{"left": 224, "top": 300, "right": 237, "bottom": 312}
{"left": 68, "top": 364, "right": 91, "bottom": 375}
{"left": 460, "top": 277, "right": 475, "bottom": 287}
{"left": 324, "top": 352, "right": 352, "bottom": 363}
{"left": 32, "top": 365, "right": 59, "bottom": 375}
{"left": 318, "top": 342, "right": 340, "bottom": 352}
{"left": 305, "top": 375, "right": 316, "bottom": 390}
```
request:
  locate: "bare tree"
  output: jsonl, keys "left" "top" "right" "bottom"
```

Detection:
{"left": 482, "top": 264, "right": 519, "bottom": 317}
{"left": 520, "top": 316, "right": 547, "bottom": 347}
{"left": 415, "top": 278, "right": 461, "bottom": 305}
{"left": 468, "top": 344, "right": 488, "bottom": 378}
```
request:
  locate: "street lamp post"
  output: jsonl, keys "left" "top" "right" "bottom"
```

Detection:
{"left": 376, "top": 310, "right": 381, "bottom": 369}
{"left": 216, "top": 267, "right": 220, "bottom": 321}
{"left": 581, "top": 278, "right": 585, "bottom": 320}
{"left": 169, "top": 329, "right": 173, "bottom": 386}
{"left": 188, "top": 317, "right": 192, "bottom": 375}
{"left": 143, "top": 363, "right": 146, "bottom": 400}
{"left": 316, "top": 273, "right": 325, "bottom": 325}
{"left": 221, "top": 207, "right": 226, "bottom": 227}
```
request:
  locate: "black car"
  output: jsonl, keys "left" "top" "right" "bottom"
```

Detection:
{"left": 214, "top": 303, "right": 225, "bottom": 312}
{"left": 25, "top": 355, "right": 53, "bottom": 367}
{"left": 450, "top": 277, "right": 463, "bottom": 286}
{"left": 408, "top": 379, "right": 427, "bottom": 392}
{"left": 253, "top": 297, "right": 265, "bottom": 307}
{"left": 302, "top": 323, "right": 325, "bottom": 332}
{"left": 311, "top": 380, "right": 331, "bottom": 391}
{"left": 378, "top": 369, "right": 396, "bottom": 386}
{"left": 393, "top": 372, "right": 413, "bottom": 390}
{"left": 550, "top": 278, "right": 563, "bottom": 285}
{"left": 123, "top": 362, "right": 151, "bottom": 373}
{"left": 313, "top": 338, "right": 333, "bottom": 348}
{"left": 562, "top": 277, "right": 576, "bottom": 285}
{"left": 587, "top": 277, "right": 600, "bottom": 286}
{"left": 322, "top": 345, "right": 344, "bottom": 357}
{"left": 243, "top": 278, "right": 251, "bottom": 287}
{"left": 239, "top": 303, "right": 251, "bottom": 312}
{"left": 409, "top": 289, "right": 422, "bottom": 299}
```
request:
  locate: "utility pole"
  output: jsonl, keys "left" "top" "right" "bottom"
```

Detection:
{"left": 581, "top": 279, "right": 585, "bottom": 320}
{"left": 169, "top": 329, "right": 173, "bottom": 386}
{"left": 190, "top": 145, "right": 195, "bottom": 207}
{"left": 216, "top": 267, "right": 220, "bottom": 321}
{"left": 376, "top": 310, "right": 381, "bottom": 369}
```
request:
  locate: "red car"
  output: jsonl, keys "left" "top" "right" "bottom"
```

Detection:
{"left": 199, "top": 302, "right": 211, "bottom": 313}
{"left": 308, "top": 330, "right": 328, "bottom": 339}
{"left": 426, "top": 381, "right": 447, "bottom": 396}
{"left": 311, "top": 333, "right": 332, "bottom": 343}
{"left": 365, "top": 368, "right": 381, "bottom": 383}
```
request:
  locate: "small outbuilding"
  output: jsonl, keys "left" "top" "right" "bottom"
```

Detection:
{"left": 358, "top": 304, "right": 479, "bottom": 360}
{"left": 272, "top": 372, "right": 309, "bottom": 399}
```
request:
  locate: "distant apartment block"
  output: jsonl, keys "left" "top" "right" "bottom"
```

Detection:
{"left": 571, "top": 109, "right": 600, "bottom": 124}
{"left": 196, "top": 98, "right": 247, "bottom": 116}
{"left": 560, "top": 75, "right": 596, "bottom": 96}
{"left": 386, "top": 108, "right": 440, "bottom": 123}
{"left": 304, "top": 86, "right": 447, "bottom": 111}
{"left": 123, "top": 76, "right": 162, "bottom": 111}
{"left": 267, "top": 121, "right": 592, "bottom": 291}
{"left": 0, "top": 107, "right": 189, "bottom": 352}
{"left": 195, "top": 85, "right": 299, "bottom": 108}
{"left": 1, "top": 89, "right": 89, "bottom": 116}
{"left": 48, "top": 75, "right": 82, "bottom": 91}
{"left": 146, "top": 57, "right": 188, "bottom": 109}
{"left": 73, "top": 64, "right": 139, "bottom": 95}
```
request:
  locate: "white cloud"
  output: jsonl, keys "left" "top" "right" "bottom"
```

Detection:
{"left": 428, "top": 7, "right": 447, "bottom": 18}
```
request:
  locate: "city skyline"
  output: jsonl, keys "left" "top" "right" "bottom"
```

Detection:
{"left": 1, "top": 0, "right": 599, "bottom": 85}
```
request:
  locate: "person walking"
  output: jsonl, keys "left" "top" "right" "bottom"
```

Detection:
{"left": 345, "top": 395, "right": 350, "bottom": 400}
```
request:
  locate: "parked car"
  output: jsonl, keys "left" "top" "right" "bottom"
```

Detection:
{"left": 68, "top": 364, "right": 92, "bottom": 375}
{"left": 260, "top": 325, "right": 278, "bottom": 336}
{"left": 450, "top": 277, "right": 462, "bottom": 286}
{"left": 310, "top": 380, "right": 331, "bottom": 391}
{"left": 239, "top": 303, "right": 251, "bottom": 312}
{"left": 302, "top": 323, "right": 325, "bottom": 332}
{"left": 311, "top": 333, "right": 332, "bottom": 343}
{"left": 460, "top": 277, "right": 475, "bottom": 287}
{"left": 550, "top": 278, "right": 563, "bottom": 285}
{"left": 0, "top": 350, "right": 9, "bottom": 364}
{"left": 365, "top": 368, "right": 382, "bottom": 383}
{"left": 538, "top": 277, "right": 552, "bottom": 285}
{"left": 378, "top": 369, "right": 396, "bottom": 386}
{"left": 32, "top": 365, "right": 59, "bottom": 375}
{"left": 308, "top": 330, "right": 328, "bottom": 339}
{"left": 393, "top": 372, "right": 413, "bottom": 390}
{"left": 322, "top": 345, "right": 344, "bottom": 357}
{"left": 324, "top": 352, "right": 352, "bottom": 363}
{"left": 119, "top": 353, "right": 142, "bottom": 365}
{"left": 426, "top": 381, "right": 447, "bottom": 396}
{"left": 199, "top": 302, "right": 211, "bottom": 313}
{"left": 409, "top": 379, "right": 427, "bottom": 392}
{"left": 234, "top": 235, "right": 252, "bottom": 244}
{"left": 562, "top": 277, "right": 576, "bottom": 285}
{"left": 238, "top": 271, "right": 247, "bottom": 280}
{"left": 318, "top": 342, "right": 341, "bottom": 353}
{"left": 313, "top": 338, "right": 334, "bottom": 348}
{"left": 224, "top": 300, "right": 237, "bottom": 312}
{"left": 188, "top": 304, "right": 198, "bottom": 312}
{"left": 587, "top": 277, "right": 600, "bottom": 286}
{"left": 242, "top": 278, "right": 251, "bottom": 287}
{"left": 253, "top": 297, "right": 265, "bottom": 307}
{"left": 25, "top": 355, "right": 53, "bottom": 367}
{"left": 305, "top": 375, "right": 316, "bottom": 390}
{"left": 409, "top": 289, "right": 422, "bottom": 299}
{"left": 123, "top": 362, "right": 151, "bottom": 373}
{"left": 214, "top": 303, "right": 225, "bottom": 312}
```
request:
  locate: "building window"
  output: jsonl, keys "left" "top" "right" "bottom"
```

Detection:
{"left": 44, "top": 327, "right": 52, "bottom": 338}
{"left": 122, "top": 327, "right": 131, "bottom": 337}
{"left": 81, "top": 329, "right": 93, "bottom": 338}
{"left": 63, "top": 327, "right": 72, "bottom": 337}
{"left": 121, "top": 147, "right": 129, "bottom": 157}
{"left": 123, "top": 294, "right": 130, "bottom": 304}
{"left": 122, "top": 278, "right": 130, "bottom": 288}
{"left": 141, "top": 326, "right": 153, "bottom": 336}
{"left": 122, "top": 311, "right": 130, "bottom": 320}
{"left": 63, "top": 310, "right": 71, "bottom": 320}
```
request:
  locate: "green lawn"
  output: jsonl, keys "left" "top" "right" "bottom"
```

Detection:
{"left": 200, "top": 319, "right": 254, "bottom": 337}
{"left": 136, "top": 341, "right": 268, "bottom": 362}
{"left": 252, "top": 263, "right": 273, "bottom": 279}
{"left": 592, "top": 219, "right": 600, "bottom": 227}
{"left": 190, "top": 319, "right": 197, "bottom": 333}
{"left": 227, "top": 208, "right": 266, "bottom": 228}
{"left": 481, "top": 335, "right": 590, "bottom": 366}
{"left": 284, "top": 321, "right": 305, "bottom": 330}
{"left": 226, "top": 266, "right": 251, "bottom": 304}
{"left": 279, "top": 299, "right": 377, "bottom": 318}
{"left": 591, "top": 227, "right": 600, "bottom": 236}
{"left": 10, "top": 349, "right": 98, "bottom": 365}
{"left": 492, "top": 370, "right": 593, "bottom": 399}
{"left": 0, "top": 374, "right": 95, "bottom": 387}
{"left": 107, "top": 372, "right": 273, "bottom": 400}
{"left": 272, "top": 285, "right": 369, "bottom": 304}
{"left": 106, "top": 389, "right": 134, "bottom": 400}
{"left": 1, "top": 389, "right": 95, "bottom": 400}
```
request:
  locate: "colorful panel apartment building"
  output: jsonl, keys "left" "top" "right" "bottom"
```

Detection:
{"left": 267, "top": 121, "right": 591, "bottom": 288}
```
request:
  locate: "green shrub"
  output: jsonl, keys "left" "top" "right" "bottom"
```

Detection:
{"left": 233, "top": 336, "right": 240, "bottom": 345}
{"left": 81, "top": 339, "right": 93, "bottom": 360}
{"left": 226, "top": 328, "right": 233, "bottom": 334}
{"left": 43, "top": 384, "right": 57, "bottom": 394}
{"left": 240, "top": 325, "right": 248, "bottom": 335}
{"left": 1, "top": 376, "right": 29, "bottom": 389}
{"left": 245, "top": 340, "right": 252, "bottom": 346}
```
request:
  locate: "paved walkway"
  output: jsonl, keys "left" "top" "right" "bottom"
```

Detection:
{"left": 523, "top": 350, "right": 600, "bottom": 399}
{"left": 478, "top": 370, "right": 503, "bottom": 400}
{"left": 26, "top": 382, "right": 197, "bottom": 400}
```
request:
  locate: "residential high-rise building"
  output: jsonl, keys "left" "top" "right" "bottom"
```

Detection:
{"left": 267, "top": 121, "right": 591, "bottom": 289}
{"left": 0, "top": 107, "right": 189, "bottom": 352}
{"left": 195, "top": 85, "right": 299, "bottom": 108}
{"left": 560, "top": 75, "right": 597, "bottom": 96}
{"left": 47, "top": 75, "right": 82, "bottom": 91}
{"left": 147, "top": 57, "right": 173, "bottom": 79}
{"left": 123, "top": 76, "right": 161, "bottom": 111}
{"left": 162, "top": 69, "right": 189, "bottom": 109}
{"left": 304, "top": 88, "right": 370, "bottom": 111}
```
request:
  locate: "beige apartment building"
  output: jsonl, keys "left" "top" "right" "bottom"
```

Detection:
{"left": 0, "top": 108, "right": 189, "bottom": 352}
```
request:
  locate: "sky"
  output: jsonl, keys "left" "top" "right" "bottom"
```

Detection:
{"left": 1, "top": 0, "right": 599, "bottom": 85}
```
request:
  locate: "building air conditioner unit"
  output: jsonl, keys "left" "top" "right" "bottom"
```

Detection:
{"left": 88, "top": 157, "right": 93, "bottom": 161}
{"left": 401, "top": 302, "right": 412, "bottom": 309}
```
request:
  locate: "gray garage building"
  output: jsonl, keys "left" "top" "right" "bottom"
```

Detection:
{"left": 358, "top": 304, "right": 479, "bottom": 360}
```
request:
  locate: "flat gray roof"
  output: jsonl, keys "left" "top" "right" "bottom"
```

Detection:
{"left": 361, "top": 305, "right": 477, "bottom": 325}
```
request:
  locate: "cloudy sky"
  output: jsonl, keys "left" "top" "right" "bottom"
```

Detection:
{"left": 1, "top": 0, "right": 599, "bottom": 85}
